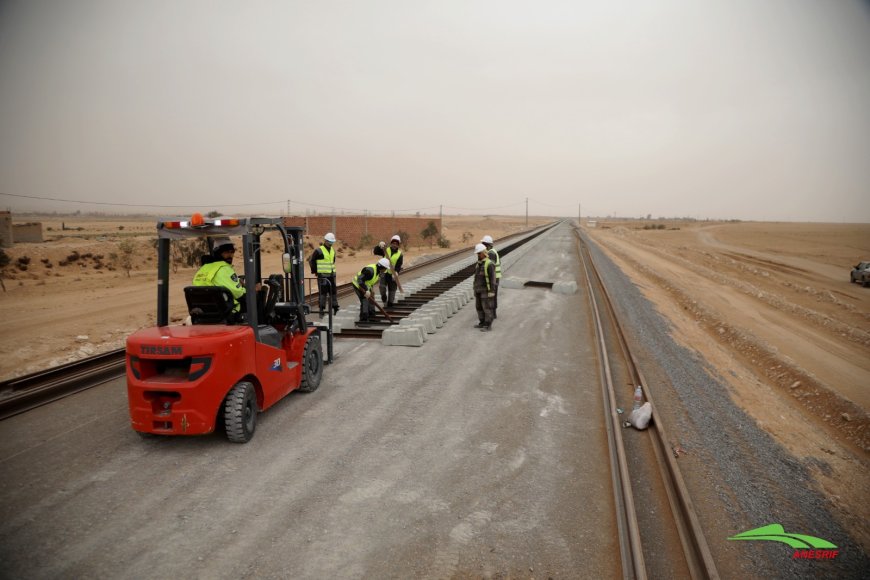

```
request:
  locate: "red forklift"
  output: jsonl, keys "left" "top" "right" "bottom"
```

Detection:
{"left": 126, "top": 215, "right": 331, "bottom": 443}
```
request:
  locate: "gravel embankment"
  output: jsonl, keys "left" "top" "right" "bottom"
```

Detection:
{"left": 583, "top": 231, "right": 868, "bottom": 579}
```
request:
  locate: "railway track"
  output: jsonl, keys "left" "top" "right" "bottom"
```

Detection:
{"left": 576, "top": 225, "right": 719, "bottom": 579}
{"left": 0, "top": 224, "right": 556, "bottom": 419}
{"left": 1, "top": 219, "right": 724, "bottom": 575}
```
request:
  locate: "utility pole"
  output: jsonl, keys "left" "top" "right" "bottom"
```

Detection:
{"left": 578, "top": 202, "right": 581, "bottom": 225}
{"left": 286, "top": 199, "right": 291, "bottom": 216}
{"left": 332, "top": 208, "right": 336, "bottom": 236}
{"left": 439, "top": 204, "right": 443, "bottom": 229}
{"left": 525, "top": 197, "right": 528, "bottom": 228}
{"left": 364, "top": 209, "right": 368, "bottom": 236}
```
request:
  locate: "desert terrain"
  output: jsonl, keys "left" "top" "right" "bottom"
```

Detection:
{"left": 585, "top": 220, "right": 870, "bottom": 546}
{"left": 0, "top": 214, "right": 549, "bottom": 380}
{"left": 1, "top": 215, "right": 868, "bottom": 559}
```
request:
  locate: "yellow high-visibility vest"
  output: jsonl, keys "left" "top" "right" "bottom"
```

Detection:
{"left": 352, "top": 264, "right": 380, "bottom": 290}
{"left": 316, "top": 245, "right": 336, "bottom": 275}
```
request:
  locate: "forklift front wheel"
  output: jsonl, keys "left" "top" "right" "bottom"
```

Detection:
{"left": 298, "top": 335, "right": 323, "bottom": 393}
{"left": 224, "top": 381, "right": 257, "bottom": 443}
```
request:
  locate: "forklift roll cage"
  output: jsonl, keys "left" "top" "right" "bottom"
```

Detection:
{"left": 154, "top": 216, "right": 327, "bottom": 355}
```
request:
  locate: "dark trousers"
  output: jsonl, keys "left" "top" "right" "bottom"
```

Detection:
{"left": 492, "top": 280, "right": 499, "bottom": 315}
{"left": 475, "top": 292, "right": 494, "bottom": 327}
{"left": 355, "top": 286, "right": 375, "bottom": 321}
{"left": 318, "top": 276, "right": 338, "bottom": 312}
{"left": 379, "top": 274, "right": 397, "bottom": 305}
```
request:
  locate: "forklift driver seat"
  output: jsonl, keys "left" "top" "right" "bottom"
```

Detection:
{"left": 184, "top": 286, "right": 237, "bottom": 324}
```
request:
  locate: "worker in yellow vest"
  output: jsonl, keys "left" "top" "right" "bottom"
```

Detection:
{"left": 481, "top": 235, "right": 501, "bottom": 318}
{"left": 380, "top": 235, "right": 404, "bottom": 308}
{"left": 308, "top": 232, "right": 338, "bottom": 316}
{"left": 473, "top": 243, "right": 496, "bottom": 331}
{"left": 192, "top": 237, "right": 248, "bottom": 315}
{"left": 352, "top": 258, "right": 391, "bottom": 323}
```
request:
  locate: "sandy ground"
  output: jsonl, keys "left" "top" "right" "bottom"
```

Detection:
{"left": 0, "top": 214, "right": 549, "bottom": 380}
{"left": 585, "top": 220, "right": 870, "bottom": 547}
{"left": 0, "top": 218, "right": 867, "bottom": 576}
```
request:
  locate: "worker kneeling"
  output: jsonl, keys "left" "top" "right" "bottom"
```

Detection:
{"left": 352, "top": 258, "right": 391, "bottom": 323}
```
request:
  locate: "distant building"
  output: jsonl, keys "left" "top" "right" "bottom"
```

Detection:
{"left": 0, "top": 211, "right": 44, "bottom": 246}
{"left": 13, "top": 222, "right": 43, "bottom": 243}
{"left": 586, "top": 220, "right": 597, "bottom": 228}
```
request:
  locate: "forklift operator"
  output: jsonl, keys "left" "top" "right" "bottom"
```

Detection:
{"left": 192, "top": 237, "right": 250, "bottom": 314}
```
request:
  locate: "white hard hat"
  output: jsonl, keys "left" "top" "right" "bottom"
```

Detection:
{"left": 474, "top": 243, "right": 487, "bottom": 254}
{"left": 391, "top": 235, "right": 401, "bottom": 243}
{"left": 481, "top": 235, "right": 493, "bottom": 244}
{"left": 324, "top": 232, "right": 336, "bottom": 243}
{"left": 377, "top": 258, "right": 391, "bottom": 269}
{"left": 212, "top": 237, "right": 235, "bottom": 254}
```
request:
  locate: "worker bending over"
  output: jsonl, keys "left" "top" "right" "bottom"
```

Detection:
{"left": 352, "top": 258, "right": 391, "bottom": 323}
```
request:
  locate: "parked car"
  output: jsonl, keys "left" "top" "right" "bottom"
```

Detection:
{"left": 851, "top": 261, "right": 870, "bottom": 286}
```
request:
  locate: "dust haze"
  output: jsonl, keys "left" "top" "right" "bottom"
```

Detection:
{"left": 1, "top": 0, "right": 868, "bottom": 221}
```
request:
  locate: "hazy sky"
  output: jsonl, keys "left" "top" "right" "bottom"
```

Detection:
{"left": 1, "top": 0, "right": 869, "bottom": 221}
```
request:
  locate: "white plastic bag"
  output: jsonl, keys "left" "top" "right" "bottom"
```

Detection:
{"left": 629, "top": 402, "right": 652, "bottom": 430}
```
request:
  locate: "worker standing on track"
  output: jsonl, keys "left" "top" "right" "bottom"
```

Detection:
{"left": 473, "top": 243, "right": 496, "bottom": 331}
{"left": 380, "top": 235, "right": 404, "bottom": 308}
{"left": 352, "top": 258, "right": 391, "bottom": 323}
{"left": 308, "top": 232, "right": 339, "bottom": 317}
{"left": 192, "top": 237, "right": 249, "bottom": 316}
{"left": 480, "top": 235, "right": 501, "bottom": 318}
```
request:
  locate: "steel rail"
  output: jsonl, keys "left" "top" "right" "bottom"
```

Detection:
{"left": 0, "top": 223, "right": 559, "bottom": 419}
{"left": 577, "top": 227, "right": 719, "bottom": 580}
{"left": 578, "top": 232, "right": 646, "bottom": 580}
{"left": 0, "top": 349, "right": 126, "bottom": 420}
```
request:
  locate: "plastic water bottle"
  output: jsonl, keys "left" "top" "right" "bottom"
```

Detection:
{"left": 633, "top": 385, "right": 643, "bottom": 410}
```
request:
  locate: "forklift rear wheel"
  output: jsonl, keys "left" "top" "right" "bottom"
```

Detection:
{"left": 298, "top": 334, "right": 323, "bottom": 393}
{"left": 224, "top": 381, "right": 257, "bottom": 443}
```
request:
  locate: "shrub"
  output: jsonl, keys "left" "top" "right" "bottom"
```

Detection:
{"left": 17, "top": 256, "right": 31, "bottom": 266}
{"left": 169, "top": 238, "right": 209, "bottom": 273}
{"left": 115, "top": 240, "right": 136, "bottom": 277}
{"left": 357, "top": 233, "right": 373, "bottom": 250}
{"left": 420, "top": 221, "right": 438, "bottom": 247}
{"left": 66, "top": 252, "right": 80, "bottom": 262}
{"left": 437, "top": 235, "right": 451, "bottom": 248}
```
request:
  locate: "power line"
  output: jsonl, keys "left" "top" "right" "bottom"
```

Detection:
{"left": 1, "top": 191, "right": 550, "bottom": 215}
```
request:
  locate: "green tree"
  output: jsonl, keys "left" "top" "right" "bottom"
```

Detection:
{"left": 421, "top": 221, "right": 438, "bottom": 248}
{"left": 206, "top": 210, "right": 222, "bottom": 218}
